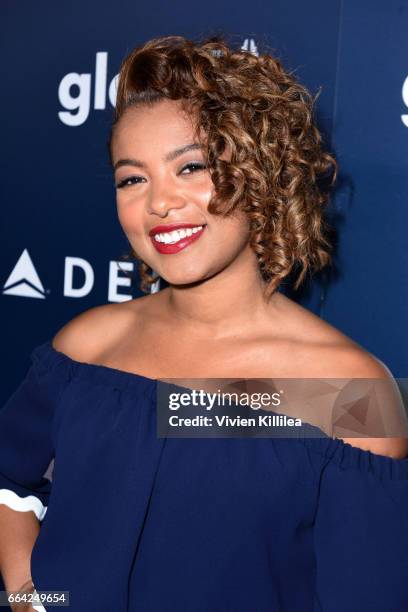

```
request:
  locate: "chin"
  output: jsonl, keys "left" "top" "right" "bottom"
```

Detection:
{"left": 159, "top": 266, "right": 213, "bottom": 287}
{"left": 162, "top": 274, "right": 206, "bottom": 287}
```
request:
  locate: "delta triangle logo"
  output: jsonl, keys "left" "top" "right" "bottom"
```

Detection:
{"left": 2, "top": 249, "right": 46, "bottom": 299}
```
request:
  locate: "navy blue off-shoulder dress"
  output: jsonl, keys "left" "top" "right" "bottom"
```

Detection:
{"left": 1, "top": 340, "right": 408, "bottom": 612}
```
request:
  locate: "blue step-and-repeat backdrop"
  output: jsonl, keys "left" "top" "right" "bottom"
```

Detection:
{"left": 1, "top": 0, "right": 408, "bottom": 407}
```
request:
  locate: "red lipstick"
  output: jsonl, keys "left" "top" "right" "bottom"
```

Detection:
{"left": 149, "top": 223, "right": 206, "bottom": 255}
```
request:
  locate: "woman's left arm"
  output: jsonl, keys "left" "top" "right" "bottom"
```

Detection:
{"left": 310, "top": 435, "right": 408, "bottom": 612}
{"left": 310, "top": 350, "right": 408, "bottom": 611}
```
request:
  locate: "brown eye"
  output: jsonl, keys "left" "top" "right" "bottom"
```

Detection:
{"left": 116, "top": 176, "right": 145, "bottom": 189}
{"left": 180, "top": 163, "right": 207, "bottom": 174}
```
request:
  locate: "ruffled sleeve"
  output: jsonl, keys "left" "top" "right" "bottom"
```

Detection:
{"left": 0, "top": 342, "right": 69, "bottom": 522}
{"left": 303, "top": 436, "right": 408, "bottom": 611}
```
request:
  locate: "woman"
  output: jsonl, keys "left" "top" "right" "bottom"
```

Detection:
{"left": 1, "top": 35, "right": 408, "bottom": 612}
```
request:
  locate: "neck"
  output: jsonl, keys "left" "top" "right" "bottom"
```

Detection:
{"left": 163, "top": 247, "right": 279, "bottom": 339}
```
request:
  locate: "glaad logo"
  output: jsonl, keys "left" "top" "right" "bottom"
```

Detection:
{"left": 58, "top": 39, "right": 259, "bottom": 126}
{"left": 241, "top": 38, "right": 259, "bottom": 56}
{"left": 402, "top": 76, "right": 408, "bottom": 127}
{"left": 2, "top": 250, "right": 160, "bottom": 301}
{"left": 58, "top": 52, "right": 118, "bottom": 127}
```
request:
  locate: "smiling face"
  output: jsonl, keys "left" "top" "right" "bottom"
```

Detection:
{"left": 110, "top": 98, "right": 255, "bottom": 287}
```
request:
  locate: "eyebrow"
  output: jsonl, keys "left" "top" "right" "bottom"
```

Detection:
{"left": 113, "top": 143, "right": 203, "bottom": 171}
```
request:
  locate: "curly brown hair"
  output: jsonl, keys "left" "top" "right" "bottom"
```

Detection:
{"left": 109, "top": 34, "right": 337, "bottom": 299}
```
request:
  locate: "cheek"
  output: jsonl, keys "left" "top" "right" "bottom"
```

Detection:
{"left": 116, "top": 197, "right": 144, "bottom": 236}
{"left": 190, "top": 177, "right": 214, "bottom": 209}
{"left": 216, "top": 230, "right": 250, "bottom": 261}
{"left": 215, "top": 215, "right": 250, "bottom": 249}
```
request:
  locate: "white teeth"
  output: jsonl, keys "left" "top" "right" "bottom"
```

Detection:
{"left": 154, "top": 226, "right": 204, "bottom": 244}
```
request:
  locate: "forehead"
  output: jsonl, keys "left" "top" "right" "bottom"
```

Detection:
{"left": 112, "top": 99, "right": 198, "bottom": 153}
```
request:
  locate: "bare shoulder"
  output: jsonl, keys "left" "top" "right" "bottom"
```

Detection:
{"left": 273, "top": 292, "right": 391, "bottom": 378}
{"left": 272, "top": 293, "right": 408, "bottom": 459}
{"left": 310, "top": 338, "right": 393, "bottom": 380}
{"left": 51, "top": 294, "right": 154, "bottom": 362}
{"left": 325, "top": 343, "right": 408, "bottom": 458}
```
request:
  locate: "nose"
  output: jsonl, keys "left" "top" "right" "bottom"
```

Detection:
{"left": 146, "top": 180, "right": 187, "bottom": 217}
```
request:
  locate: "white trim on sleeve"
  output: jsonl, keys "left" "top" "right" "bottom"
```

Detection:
{"left": 32, "top": 590, "right": 47, "bottom": 612}
{"left": 0, "top": 488, "right": 47, "bottom": 521}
